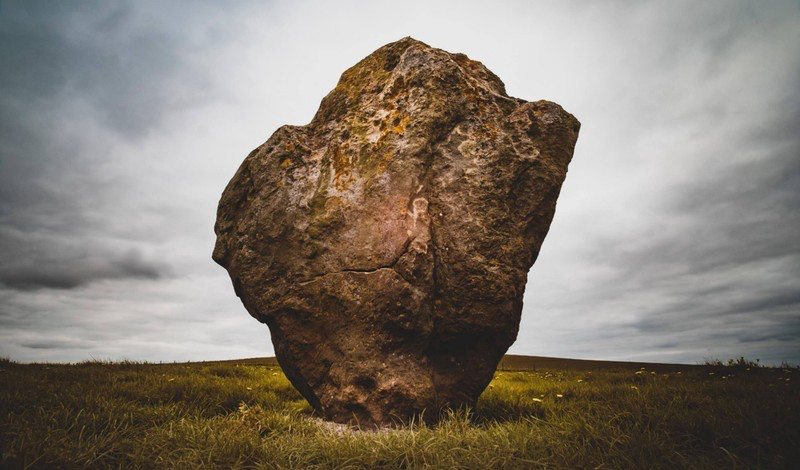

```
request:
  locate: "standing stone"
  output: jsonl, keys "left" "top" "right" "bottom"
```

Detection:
{"left": 213, "top": 37, "right": 580, "bottom": 427}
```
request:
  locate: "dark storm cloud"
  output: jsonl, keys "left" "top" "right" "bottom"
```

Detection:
{"left": 657, "top": 127, "right": 799, "bottom": 273}
{"left": 0, "top": 0, "right": 269, "bottom": 363}
{"left": 0, "top": 1, "right": 216, "bottom": 290}
{"left": 0, "top": 245, "right": 166, "bottom": 290}
{"left": 612, "top": 110, "right": 800, "bottom": 346}
{"left": 20, "top": 339, "right": 91, "bottom": 350}
{"left": 515, "top": 0, "right": 800, "bottom": 365}
{"left": 738, "top": 318, "right": 800, "bottom": 343}
{"left": 0, "top": 1, "right": 207, "bottom": 139}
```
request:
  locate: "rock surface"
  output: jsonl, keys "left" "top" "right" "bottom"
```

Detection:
{"left": 213, "top": 37, "right": 580, "bottom": 427}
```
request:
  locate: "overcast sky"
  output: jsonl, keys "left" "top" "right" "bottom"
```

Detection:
{"left": 1, "top": 0, "right": 798, "bottom": 365}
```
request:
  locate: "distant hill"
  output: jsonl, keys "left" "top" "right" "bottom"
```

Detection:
{"left": 201, "top": 355, "right": 703, "bottom": 372}
{"left": 497, "top": 354, "right": 702, "bottom": 372}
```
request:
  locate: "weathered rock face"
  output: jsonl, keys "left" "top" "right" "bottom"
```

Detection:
{"left": 213, "top": 37, "right": 579, "bottom": 427}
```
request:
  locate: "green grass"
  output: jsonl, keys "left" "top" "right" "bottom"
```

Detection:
{"left": 1, "top": 356, "right": 798, "bottom": 469}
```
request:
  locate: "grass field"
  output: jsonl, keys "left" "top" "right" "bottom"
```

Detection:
{"left": 1, "top": 356, "right": 798, "bottom": 469}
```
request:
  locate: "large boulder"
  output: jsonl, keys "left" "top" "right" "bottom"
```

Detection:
{"left": 213, "top": 37, "right": 580, "bottom": 427}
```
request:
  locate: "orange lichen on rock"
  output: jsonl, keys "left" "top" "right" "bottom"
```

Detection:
{"left": 392, "top": 115, "right": 410, "bottom": 134}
